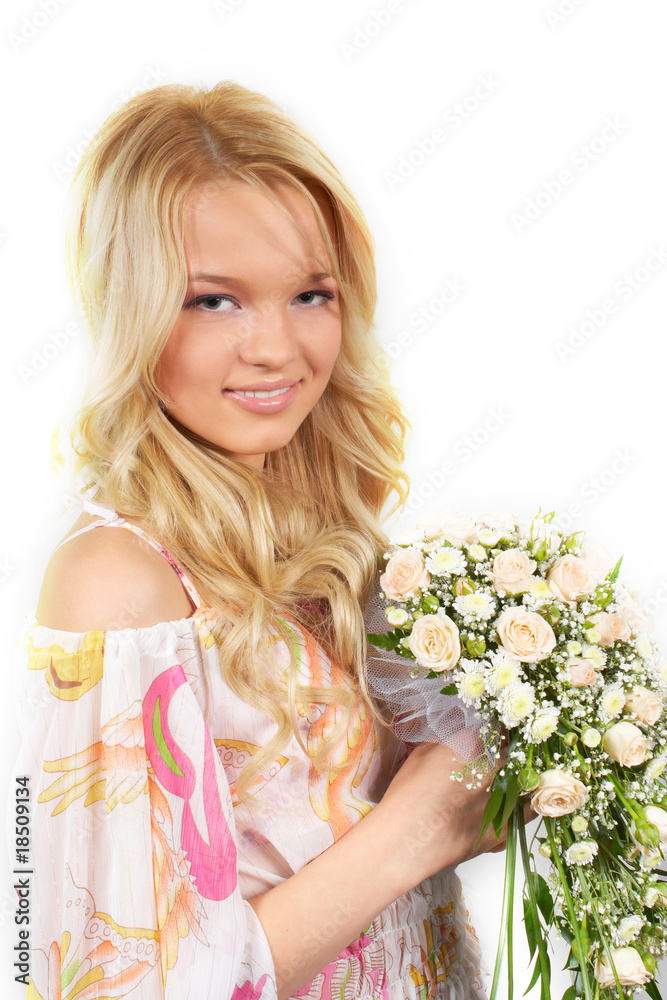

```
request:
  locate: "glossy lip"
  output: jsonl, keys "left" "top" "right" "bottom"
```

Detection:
{"left": 223, "top": 380, "right": 300, "bottom": 414}
{"left": 227, "top": 378, "right": 299, "bottom": 391}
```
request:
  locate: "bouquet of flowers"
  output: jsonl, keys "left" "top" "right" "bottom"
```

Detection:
{"left": 365, "top": 510, "right": 667, "bottom": 1000}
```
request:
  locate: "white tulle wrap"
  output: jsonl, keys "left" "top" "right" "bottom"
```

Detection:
{"left": 363, "top": 588, "right": 493, "bottom": 764}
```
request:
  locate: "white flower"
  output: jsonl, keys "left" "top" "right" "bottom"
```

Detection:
{"left": 425, "top": 547, "right": 467, "bottom": 576}
{"left": 528, "top": 709, "right": 560, "bottom": 742}
{"left": 457, "top": 664, "right": 486, "bottom": 705}
{"left": 476, "top": 527, "right": 503, "bottom": 546}
{"left": 453, "top": 591, "right": 497, "bottom": 621}
{"left": 645, "top": 756, "right": 667, "bottom": 781}
{"left": 566, "top": 640, "right": 583, "bottom": 656}
{"left": 386, "top": 606, "right": 409, "bottom": 626}
{"left": 467, "top": 543, "right": 487, "bottom": 562}
{"left": 571, "top": 815, "right": 588, "bottom": 833}
{"left": 581, "top": 643, "right": 607, "bottom": 669}
{"left": 498, "top": 681, "right": 536, "bottom": 727}
{"left": 582, "top": 728, "right": 602, "bottom": 748}
{"left": 564, "top": 841, "right": 598, "bottom": 865}
{"left": 526, "top": 579, "right": 553, "bottom": 604}
{"left": 653, "top": 659, "right": 667, "bottom": 690}
{"left": 600, "top": 684, "right": 626, "bottom": 720}
{"left": 637, "top": 636, "right": 656, "bottom": 660}
{"left": 486, "top": 654, "right": 522, "bottom": 695}
{"left": 616, "top": 916, "right": 643, "bottom": 943}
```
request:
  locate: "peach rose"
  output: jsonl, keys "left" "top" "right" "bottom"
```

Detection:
{"left": 618, "top": 596, "right": 655, "bottom": 636}
{"left": 592, "top": 611, "right": 632, "bottom": 647}
{"left": 578, "top": 536, "right": 615, "bottom": 587}
{"left": 626, "top": 686, "right": 663, "bottom": 726}
{"left": 530, "top": 769, "right": 588, "bottom": 817}
{"left": 594, "top": 947, "right": 652, "bottom": 988}
{"left": 380, "top": 549, "right": 430, "bottom": 601}
{"left": 547, "top": 555, "right": 595, "bottom": 605}
{"left": 490, "top": 549, "right": 538, "bottom": 595}
{"left": 495, "top": 607, "right": 557, "bottom": 663}
{"left": 408, "top": 613, "right": 461, "bottom": 673}
{"left": 417, "top": 512, "right": 480, "bottom": 547}
{"left": 568, "top": 658, "right": 598, "bottom": 687}
{"left": 644, "top": 805, "right": 667, "bottom": 846}
{"left": 603, "top": 721, "right": 651, "bottom": 766}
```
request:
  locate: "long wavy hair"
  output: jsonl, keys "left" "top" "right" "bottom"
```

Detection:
{"left": 58, "top": 79, "right": 412, "bottom": 803}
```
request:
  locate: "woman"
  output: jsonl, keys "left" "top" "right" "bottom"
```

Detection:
{"left": 14, "top": 80, "right": 506, "bottom": 999}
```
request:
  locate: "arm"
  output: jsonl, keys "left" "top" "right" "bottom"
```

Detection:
{"left": 250, "top": 740, "right": 504, "bottom": 999}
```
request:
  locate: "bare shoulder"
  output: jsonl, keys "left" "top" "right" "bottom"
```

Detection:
{"left": 36, "top": 515, "right": 194, "bottom": 632}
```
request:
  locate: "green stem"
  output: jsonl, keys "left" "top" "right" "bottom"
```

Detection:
{"left": 490, "top": 809, "right": 517, "bottom": 1000}
{"left": 518, "top": 809, "right": 551, "bottom": 997}
{"left": 578, "top": 866, "right": 629, "bottom": 1000}
{"left": 545, "top": 820, "right": 594, "bottom": 1000}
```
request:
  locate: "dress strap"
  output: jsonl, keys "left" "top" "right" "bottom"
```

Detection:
{"left": 55, "top": 498, "right": 204, "bottom": 611}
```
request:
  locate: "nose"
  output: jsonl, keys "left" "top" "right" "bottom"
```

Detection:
{"left": 237, "top": 300, "right": 299, "bottom": 369}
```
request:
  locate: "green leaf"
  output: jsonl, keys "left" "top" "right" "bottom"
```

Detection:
{"left": 607, "top": 554, "right": 623, "bottom": 583}
{"left": 645, "top": 979, "right": 664, "bottom": 1000}
{"left": 497, "top": 775, "right": 521, "bottom": 831}
{"left": 440, "top": 683, "right": 458, "bottom": 696}
{"left": 560, "top": 988, "right": 577, "bottom": 1000}
{"left": 477, "top": 781, "right": 504, "bottom": 846}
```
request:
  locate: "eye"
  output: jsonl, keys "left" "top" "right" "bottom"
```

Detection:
{"left": 294, "top": 289, "right": 336, "bottom": 307}
{"left": 186, "top": 294, "right": 236, "bottom": 312}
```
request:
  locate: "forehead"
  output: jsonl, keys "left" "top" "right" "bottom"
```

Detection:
{"left": 183, "top": 178, "right": 335, "bottom": 274}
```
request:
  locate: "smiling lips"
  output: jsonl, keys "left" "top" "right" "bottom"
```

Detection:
{"left": 223, "top": 380, "right": 300, "bottom": 413}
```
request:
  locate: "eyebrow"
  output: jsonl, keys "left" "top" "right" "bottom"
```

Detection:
{"left": 188, "top": 271, "right": 333, "bottom": 287}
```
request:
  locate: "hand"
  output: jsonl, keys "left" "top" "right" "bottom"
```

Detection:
{"left": 374, "top": 738, "right": 527, "bottom": 892}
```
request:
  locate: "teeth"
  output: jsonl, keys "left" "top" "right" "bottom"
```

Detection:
{"left": 234, "top": 386, "right": 291, "bottom": 398}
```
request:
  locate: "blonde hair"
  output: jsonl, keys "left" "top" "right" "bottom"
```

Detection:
{"left": 59, "top": 80, "right": 411, "bottom": 803}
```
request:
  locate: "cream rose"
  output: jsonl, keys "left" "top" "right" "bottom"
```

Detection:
{"left": 644, "top": 805, "right": 667, "bottom": 847}
{"left": 568, "top": 658, "right": 599, "bottom": 687}
{"left": 380, "top": 549, "right": 430, "bottom": 601}
{"left": 495, "top": 607, "right": 557, "bottom": 663}
{"left": 547, "top": 554, "right": 595, "bottom": 605}
{"left": 530, "top": 769, "right": 588, "bottom": 817}
{"left": 626, "top": 686, "right": 663, "bottom": 725}
{"left": 594, "top": 947, "right": 652, "bottom": 988}
{"left": 490, "top": 549, "right": 538, "bottom": 595}
{"left": 417, "top": 512, "right": 480, "bottom": 547}
{"left": 602, "top": 721, "right": 651, "bottom": 767}
{"left": 408, "top": 613, "right": 461, "bottom": 673}
{"left": 592, "top": 611, "right": 632, "bottom": 647}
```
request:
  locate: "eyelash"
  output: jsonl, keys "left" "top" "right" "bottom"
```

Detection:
{"left": 184, "top": 289, "right": 336, "bottom": 312}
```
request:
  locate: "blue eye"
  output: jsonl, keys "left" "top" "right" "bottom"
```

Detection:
{"left": 184, "top": 289, "right": 336, "bottom": 312}
{"left": 187, "top": 295, "right": 236, "bottom": 312}
{"left": 294, "top": 290, "right": 336, "bottom": 306}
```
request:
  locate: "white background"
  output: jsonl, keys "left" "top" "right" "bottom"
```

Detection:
{"left": 1, "top": 0, "right": 666, "bottom": 997}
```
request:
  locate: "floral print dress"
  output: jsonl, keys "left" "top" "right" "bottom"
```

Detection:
{"left": 11, "top": 498, "right": 488, "bottom": 1000}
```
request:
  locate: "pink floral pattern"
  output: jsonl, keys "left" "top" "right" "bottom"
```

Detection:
{"left": 13, "top": 506, "right": 486, "bottom": 999}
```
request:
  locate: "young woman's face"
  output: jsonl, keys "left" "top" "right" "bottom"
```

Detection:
{"left": 156, "top": 179, "right": 342, "bottom": 470}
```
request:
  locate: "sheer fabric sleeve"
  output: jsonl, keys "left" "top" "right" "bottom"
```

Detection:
{"left": 11, "top": 616, "right": 277, "bottom": 1000}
